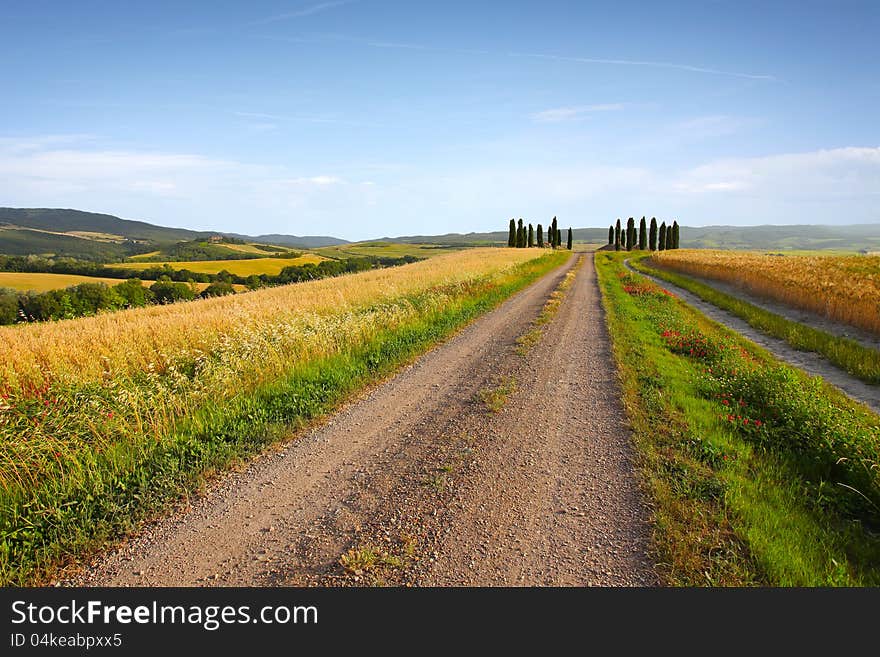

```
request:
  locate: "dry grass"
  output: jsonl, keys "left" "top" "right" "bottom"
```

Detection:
{"left": 108, "top": 254, "right": 326, "bottom": 275}
{"left": 0, "top": 249, "right": 541, "bottom": 395}
{"left": 653, "top": 249, "right": 880, "bottom": 336}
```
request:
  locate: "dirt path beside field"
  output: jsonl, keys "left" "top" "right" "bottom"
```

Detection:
{"left": 64, "top": 253, "right": 656, "bottom": 587}
{"left": 626, "top": 260, "right": 880, "bottom": 415}
{"left": 655, "top": 267, "right": 880, "bottom": 352}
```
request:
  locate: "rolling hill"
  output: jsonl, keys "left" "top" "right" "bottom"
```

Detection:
{"left": 385, "top": 224, "right": 880, "bottom": 252}
{"left": 3, "top": 208, "right": 879, "bottom": 258}
{"left": 0, "top": 208, "right": 350, "bottom": 259}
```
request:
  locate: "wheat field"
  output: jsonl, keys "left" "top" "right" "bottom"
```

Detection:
{"left": 108, "top": 253, "right": 326, "bottom": 275}
{"left": 653, "top": 249, "right": 880, "bottom": 335}
{"left": 0, "top": 272, "right": 141, "bottom": 292}
{"left": 0, "top": 248, "right": 548, "bottom": 489}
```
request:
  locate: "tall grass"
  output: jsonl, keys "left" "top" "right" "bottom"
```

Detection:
{"left": 596, "top": 252, "right": 880, "bottom": 586}
{"left": 630, "top": 255, "right": 880, "bottom": 385}
{"left": 653, "top": 249, "right": 880, "bottom": 336}
{"left": 0, "top": 248, "right": 565, "bottom": 584}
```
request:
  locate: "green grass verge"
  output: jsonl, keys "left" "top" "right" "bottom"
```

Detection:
{"left": 596, "top": 252, "right": 880, "bottom": 586}
{"left": 629, "top": 254, "right": 880, "bottom": 385}
{"left": 0, "top": 252, "right": 569, "bottom": 585}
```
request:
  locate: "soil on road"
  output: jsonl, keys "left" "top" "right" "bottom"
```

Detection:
{"left": 65, "top": 253, "right": 657, "bottom": 587}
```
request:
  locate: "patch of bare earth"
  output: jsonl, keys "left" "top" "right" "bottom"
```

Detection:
{"left": 64, "top": 253, "right": 656, "bottom": 587}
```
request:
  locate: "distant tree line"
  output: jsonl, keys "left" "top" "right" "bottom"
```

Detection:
{"left": 507, "top": 216, "right": 572, "bottom": 250}
{"left": 0, "top": 255, "right": 420, "bottom": 325}
{"left": 607, "top": 217, "right": 680, "bottom": 251}
{"left": 0, "top": 254, "right": 417, "bottom": 287}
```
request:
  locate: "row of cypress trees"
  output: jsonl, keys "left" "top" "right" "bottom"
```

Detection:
{"left": 607, "top": 217, "right": 680, "bottom": 251}
{"left": 508, "top": 216, "right": 573, "bottom": 250}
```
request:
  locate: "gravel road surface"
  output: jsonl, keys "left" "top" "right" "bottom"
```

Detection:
{"left": 64, "top": 254, "right": 656, "bottom": 587}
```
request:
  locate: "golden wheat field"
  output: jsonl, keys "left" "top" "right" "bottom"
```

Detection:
{"left": 0, "top": 272, "right": 142, "bottom": 292}
{"left": 0, "top": 248, "right": 541, "bottom": 394}
{"left": 108, "top": 253, "right": 326, "bottom": 275}
{"left": 0, "top": 248, "right": 546, "bottom": 494}
{"left": 653, "top": 249, "right": 880, "bottom": 335}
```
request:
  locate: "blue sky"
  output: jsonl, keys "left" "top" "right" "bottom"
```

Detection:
{"left": 1, "top": 1, "right": 878, "bottom": 239}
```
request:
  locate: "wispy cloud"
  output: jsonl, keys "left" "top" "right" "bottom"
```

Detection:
{"left": 531, "top": 104, "right": 625, "bottom": 123}
{"left": 509, "top": 51, "right": 775, "bottom": 81}
{"left": 250, "top": 1, "right": 355, "bottom": 25}
{"left": 364, "top": 40, "right": 430, "bottom": 50}
{"left": 287, "top": 175, "right": 342, "bottom": 185}
{"left": 671, "top": 146, "right": 880, "bottom": 196}
{"left": 0, "top": 135, "right": 364, "bottom": 232}
{"left": 253, "top": 31, "right": 774, "bottom": 81}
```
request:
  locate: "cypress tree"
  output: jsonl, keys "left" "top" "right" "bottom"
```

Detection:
{"left": 567, "top": 227, "right": 573, "bottom": 250}
{"left": 537, "top": 224, "right": 544, "bottom": 248}
{"left": 626, "top": 217, "right": 635, "bottom": 251}
{"left": 557, "top": 228, "right": 562, "bottom": 247}
{"left": 649, "top": 217, "right": 657, "bottom": 251}
{"left": 517, "top": 218, "right": 524, "bottom": 248}
{"left": 658, "top": 222, "right": 666, "bottom": 251}
{"left": 508, "top": 219, "right": 516, "bottom": 247}
{"left": 672, "top": 220, "right": 680, "bottom": 249}
{"left": 666, "top": 226, "right": 673, "bottom": 250}
{"left": 615, "top": 218, "right": 621, "bottom": 251}
{"left": 551, "top": 216, "right": 558, "bottom": 247}
{"left": 528, "top": 223, "right": 534, "bottom": 248}
{"left": 608, "top": 225, "right": 614, "bottom": 245}
{"left": 639, "top": 216, "right": 647, "bottom": 250}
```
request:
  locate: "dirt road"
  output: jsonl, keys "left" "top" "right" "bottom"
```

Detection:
{"left": 65, "top": 254, "right": 656, "bottom": 587}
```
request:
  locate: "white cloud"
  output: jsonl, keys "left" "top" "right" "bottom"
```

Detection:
{"left": 531, "top": 104, "right": 625, "bottom": 123}
{"left": 671, "top": 147, "right": 880, "bottom": 198}
{"left": 287, "top": 175, "right": 342, "bottom": 185}
{"left": 0, "top": 135, "right": 356, "bottom": 233}
{"left": 1, "top": 136, "right": 877, "bottom": 238}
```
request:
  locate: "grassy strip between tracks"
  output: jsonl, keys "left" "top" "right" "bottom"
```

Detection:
{"left": 596, "top": 252, "right": 880, "bottom": 586}
{"left": 0, "top": 251, "right": 569, "bottom": 585}
{"left": 629, "top": 254, "right": 880, "bottom": 385}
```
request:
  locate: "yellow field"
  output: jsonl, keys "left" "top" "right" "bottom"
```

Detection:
{"left": 0, "top": 272, "right": 138, "bottom": 293}
{"left": 1, "top": 248, "right": 544, "bottom": 392}
{"left": 0, "top": 272, "right": 242, "bottom": 294}
{"left": 653, "top": 249, "right": 880, "bottom": 335}
{"left": 127, "top": 250, "right": 162, "bottom": 260}
{"left": 314, "top": 242, "right": 464, "bottom": 260}
{"left": 220, "top": 243, "right": 290, "bottom": 255}
{"left": 109, "top": 254, "right": 326, "bottom": 275}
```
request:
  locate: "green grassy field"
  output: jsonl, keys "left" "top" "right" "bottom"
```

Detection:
{"left": 109, "top": 254, "right": 326, "bottom": 275}
{"left": 314, "top": 241, "right": 465, "bottom": 260}
{"left": 596, "top": 251, "right": 880, "bottom": 585}
{"left": 630, "top": 254, "right": 880, "bottom": 384}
